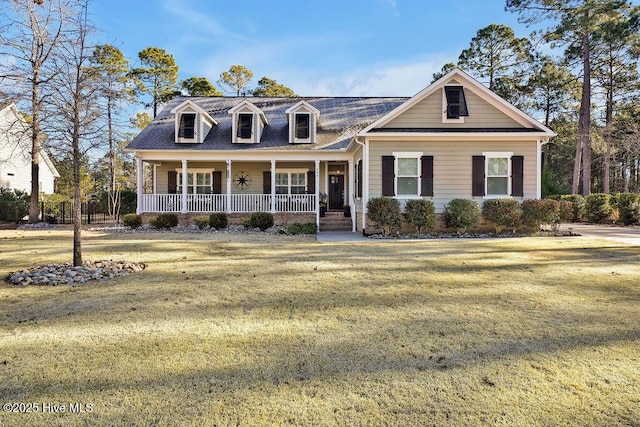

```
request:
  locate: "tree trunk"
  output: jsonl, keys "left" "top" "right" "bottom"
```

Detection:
{"left": 578, "top": 20, "right": 591, "bottom": 196}
{"left": 29, "top": 72, "right": 40, "bottom": 223}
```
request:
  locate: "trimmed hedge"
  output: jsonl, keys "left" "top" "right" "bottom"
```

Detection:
{"left": 584, "top": 193, "right": 613, "bottom": 223}
{"left": 521, "top": 199, "right": 559, "bottom": 230}
{"left": 481, "top": 198, "right": 521, "bottom": 233}
{"left": 615, "top": 193, "right": 640, "bottom": 225}
{"left": 209, "top": 212, "right": 228, "bottom": 230}
{"left": 559, "top": 194, "right": 585, "bottom": 222}
{"left": 367, "top": 197, "right": 402, "bottom": 236}
{"left": 248, "top": 212, "right": 274, "bottom": 231}
{"left": 404, "top": 199, "right": 435, "bottom": 234}
{"left": 443, "top": 199, "right": 480, "bottom": 232}
{"left": 193, "top": 216, "right": 210, "bottom": 229}
{"left": 287, "top": 222, "right": 318, "bottom": 235}
{"left": 149, "top": 213, "right": 179, "bottom": 229}
{"left": 122, "top": 213, "right": 142, "bottom": 229}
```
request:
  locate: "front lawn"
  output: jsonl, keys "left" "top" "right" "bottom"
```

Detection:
{"left": 0, "top": 230, "right": 638, "bottom": 426}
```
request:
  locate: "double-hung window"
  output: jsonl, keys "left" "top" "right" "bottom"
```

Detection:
{"left": 275, "top": 171, "right": 307, "bottom": 194}
{"left": 178, "top": 113, "right": 196, "bottom": 139}
{"left": 177, "top": 171, "right": 212, "bottom": 194}
{"left": 484, "top": 152, "right": 512, "bottom": 197}
{"left": 238, "top": 114, "right": 253, "bottom": 139}
{"left": 394, "top": 152, "right": 422, "bottom": 198}
{"left": 295, "top": 113, "right": 310, "bottom": 139}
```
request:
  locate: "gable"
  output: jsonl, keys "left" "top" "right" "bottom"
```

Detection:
{"left": 381, "top": 79, "right": 524, "bottom": 129}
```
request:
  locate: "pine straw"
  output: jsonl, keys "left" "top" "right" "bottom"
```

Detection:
{"left": 0, "top": 230, "right": 639, "bottom": 426}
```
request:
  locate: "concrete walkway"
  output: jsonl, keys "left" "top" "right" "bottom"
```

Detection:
{"left": 317, "top": 225, "right": 640, "bottom": 245}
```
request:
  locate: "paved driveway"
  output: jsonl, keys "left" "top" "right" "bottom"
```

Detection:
{"left": 565, "top": 224, "right": 640, "bottom": 246}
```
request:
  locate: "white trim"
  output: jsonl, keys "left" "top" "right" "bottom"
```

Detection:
{"left": 537, "top": 140, "right": 542, "bottom": 199}
{"left": 314, "top": 160, "right": 320, "bottom": 229}
{"left": 348, "top": 160, "right": 355, "bottom": 232}
{"left": 392, "top": 152, "right": 423, "bottom": 199}
{"left": 275, "top": 169, "right": 309, "bottom": 195}
{"left": 362, "top": 139, "right": 370, "bottom": 232}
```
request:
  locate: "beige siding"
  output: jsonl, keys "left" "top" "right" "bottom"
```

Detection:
{"left": 382, "top": 86, "right": 524, "bottom": 129}
{"left": 368, "top": 139, "right": 539, "bottom": 212}
{"left": 154, "top": 161, "right": 322, "bottom": 194}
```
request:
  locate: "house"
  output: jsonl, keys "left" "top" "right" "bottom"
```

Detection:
{"left": 126, "top": 69, "right": 555, "bottom": 233}
{"left": 0, "top": 103, "right": 59, "bottom": 194}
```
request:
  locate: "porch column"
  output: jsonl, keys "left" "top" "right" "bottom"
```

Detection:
{"left": 181, "top": 159, "right": 188, "bottom": 214}
{"left": 136, "top": 157, "right": 143, "bottom": 214}
{"left": 315, "top": 160, "right": 320, "bottom": 229}
{"left": 270, "top": 160, "right": 276, "bottom": 213}
{"left": 348, "top": 159, "right": 355, "bottom": 232}
{"left": 226, "top": 160, "right": 232, "bottom": 213}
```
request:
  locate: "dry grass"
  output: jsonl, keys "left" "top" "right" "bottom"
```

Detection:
{"left": 0, "top": 229, "right": 639, "bottom": 426}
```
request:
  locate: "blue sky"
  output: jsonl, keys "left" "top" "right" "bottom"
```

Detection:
{"left": 91, "top": 0, "right": 531, "bottom": 97}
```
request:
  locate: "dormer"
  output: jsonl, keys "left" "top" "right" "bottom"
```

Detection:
{"left": 285, "top": 100, "right": 320, "bottom": 144}
{"left": 228, "top": 100, "right": 268, "bottom": 144}
{"left": 170, "top": 100, "right": 217, "bottom": 143}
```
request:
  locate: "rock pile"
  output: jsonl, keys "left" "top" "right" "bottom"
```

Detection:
{"left": 6, "top": 260, "right": 146, "bottom": 286}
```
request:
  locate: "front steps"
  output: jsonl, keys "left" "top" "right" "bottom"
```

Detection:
{"left": 319, "top": 211, "right": 353, "bottom": 231}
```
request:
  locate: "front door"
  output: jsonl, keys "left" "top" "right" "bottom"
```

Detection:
{"left": 329, "top": 175, "right": 344, "bottom": 210}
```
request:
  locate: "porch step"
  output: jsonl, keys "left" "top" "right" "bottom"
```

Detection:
{"left": 320, "top": 212, "right": 353, "bottom": 231}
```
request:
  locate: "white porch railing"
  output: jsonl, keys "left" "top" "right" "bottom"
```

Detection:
{"left": 140, "top": 194, "right": 317, "bottom": 213}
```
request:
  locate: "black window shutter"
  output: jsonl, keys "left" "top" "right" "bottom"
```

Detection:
{"left": 472, "top": 156, "right": 485, "bottom": 197}
{"left": 511, "top": 156, "right": 524, "bottom": 197}
{"left": 213, "top": 171, "right": 222, "bottom": 194}
{"left": 168, "top": 171, "right": 177, "bottom": 194}
{"left": 382, "top": 155, "right": 395, "bottom": 196}
{"left": 420, "top": 156, "right": 434, "bottom": 197}
{"left": 306, "top": 171, "right": 315, "bottom": 194}
{"left": 263, "top": 171, "right": 271, "bottom": 194}
{"left": 357, "top": 161, "right": 363, "bottom": 198}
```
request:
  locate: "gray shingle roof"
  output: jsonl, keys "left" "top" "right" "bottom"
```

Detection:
{"left": 126, "top": 96, "right": 409, "bottom": 152}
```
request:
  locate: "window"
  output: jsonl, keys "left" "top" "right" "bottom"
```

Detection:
{"left": 487, "top": 157, "right": 509, "bottom": 195}
{"left": 177, "top": 171, "right": 212, "bottom": 194}
{"left": 295, "top": 113, "right": 310, "bottom": 139}
{"left": 238, "top": 114, "right": 253, "bottom": 139}
{"left": 275, "top": 171, "right": 307, "bottom": 194}
{"left": 444, "top": 86, "right": 469, "bottom": 120}
{"left": 178, "top": 113, "right": 196, "bottom": 139}
{"left": 397, "top": 158, "right": 419, "bottom": 196}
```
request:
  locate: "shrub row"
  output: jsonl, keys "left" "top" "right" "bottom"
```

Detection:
{"left": 548, "top": 193, "right": 640, "bottom": 225}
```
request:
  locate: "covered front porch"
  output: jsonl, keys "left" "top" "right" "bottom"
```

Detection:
{"left": 134, "top": 156, "right": 356, "bottom": 230}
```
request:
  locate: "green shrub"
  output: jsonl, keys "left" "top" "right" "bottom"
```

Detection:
{"left": 287, "top": 222, "right": 318, "bottom": 235}
{"left": 559, "top": 194, "right": 585, "bottom": 222}
{"left": 558, "top": 200, "right": 574, "bottom": 223}
{"left": 209, "top": 212, "right": 228, "bottom": 230}
{"left": 614, "top": 193, "right": 640, "bottom": 225}
{"left": 521, "top": 199, "right": 559, "bottom": 230}
{"left": 0, "top": 188, "right": 29, "bottom": 223}
{"left": 584, "top": 193, "right": 613, "bottom": 223}
{"left": 442, "top": 199, "right": 480, "bottom": 232}
{"left": 404, "top": 199, "right": 435, "bottom": 234}
{"left": 193, "top": 216, "right": 210, "bottom": 229}
{"left": 149, "top": 213, "right": 179, "bottom": 229}
{"left": 249, "top": 212, "right": 274, "bottom": 231}
{"left": 367, "top": 197, "right": 402, "bottom": 236}
{"left": 122, "top": 213, "right": 142, "bottom": 229}
{"left": 481, "top": 198, "right": 521, "bottom": 233}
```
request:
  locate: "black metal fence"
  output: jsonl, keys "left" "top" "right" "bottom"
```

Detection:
{"left": 40, "top": 201, "right": 115, "bottom": 225}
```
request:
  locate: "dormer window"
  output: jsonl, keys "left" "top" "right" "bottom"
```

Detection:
{"left": 238, "top": 114, "right": 253, "bottom": 139}
{"left": 170, "top": 99, "right": 217, "bottom": 144}
{"left": 286, "top": 100, "right": 319, "bottom": 144}
{"left": 295, "top": 113, "right": 310, "bottom": 139}
{"left": 178, "top": 113, "right": 196, "bottom": 139}
{"left": 443, "top": 86, "right": 469, "bottom": 122}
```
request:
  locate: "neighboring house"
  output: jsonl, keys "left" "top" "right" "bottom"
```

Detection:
{"left": 126, "top": 69, "right": 555, "bottom": 233}
{"left": 0, "top": 103, "right": 59, "bottom": 194}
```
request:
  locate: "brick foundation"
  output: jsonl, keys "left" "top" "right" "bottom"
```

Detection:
{"left": 140, "top": 212, "right": 316, "bottom": 227}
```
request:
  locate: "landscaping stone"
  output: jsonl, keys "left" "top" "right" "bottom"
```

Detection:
{"left": 6, "top": 260, "right": 146, "bottom": 286}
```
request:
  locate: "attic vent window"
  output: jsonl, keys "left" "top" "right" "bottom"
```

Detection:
{"left": 178, "top": 113, "right": 196, "bottom": 139}
{"left": 238, "top": 114, "right": 253, "bottom": 139}
{"left": 444, "top": 86, "right": 469, "bottom": 120}
{"left": 295, "top": 113, "right": 310, "bottom": 139}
